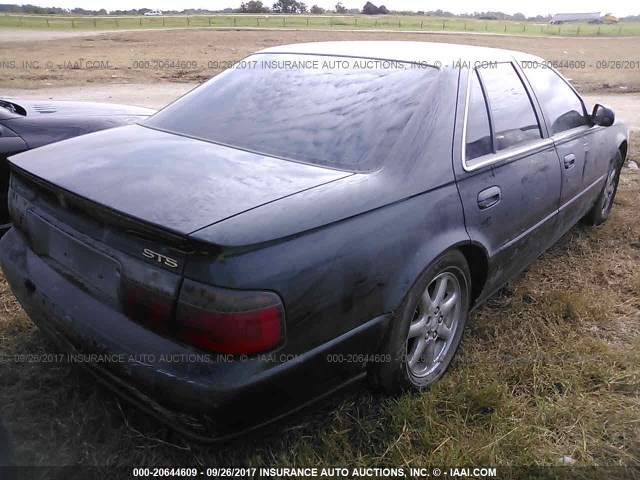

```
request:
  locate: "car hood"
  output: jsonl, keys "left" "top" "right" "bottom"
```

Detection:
{"left": 8, "top": 125, "right": 353, "bottom": 236}
{"left": 1, "top": 98, "right": 155, "bottom": 117}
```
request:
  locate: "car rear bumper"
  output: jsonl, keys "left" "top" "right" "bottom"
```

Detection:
{"left": 0, "top": 228, "right": 390, "bottom": 441}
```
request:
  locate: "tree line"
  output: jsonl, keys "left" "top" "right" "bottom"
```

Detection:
{"left": 238, "top": 1, "right": 367, "bottom": 14}
{"left": 0, "top": 2, "right": 638, "bottom": 21}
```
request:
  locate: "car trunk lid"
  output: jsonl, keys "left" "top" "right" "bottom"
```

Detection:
{"left": 7, "top": 124, "right": 353, "bottom": 236}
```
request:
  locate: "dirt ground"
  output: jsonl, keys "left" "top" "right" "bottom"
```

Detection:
{"left": 1, "top": 28, "right": 640, "bottom": 95}
{"left": 1, "top": 28, "right": 118, "bottom": 43}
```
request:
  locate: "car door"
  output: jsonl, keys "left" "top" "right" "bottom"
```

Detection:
{"left": 518, "top": 64, "right": 601, "bottom": 233}
{"left": 453, "top": 63, "right": 562, "bottom": 291}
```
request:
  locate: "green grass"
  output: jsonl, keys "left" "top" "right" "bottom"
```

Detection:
{"left": 1, "top": 13, "right": 640, "bottom": 36}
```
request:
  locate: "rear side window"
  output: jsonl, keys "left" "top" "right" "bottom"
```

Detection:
{"left": 478, "top": 63, "right": 542, "bottom": 151}
{"left": 465, "top": 70, "right": 493, "bottom": 161}
{"left": 521, "top": 64, "right": 589, "bottom": 135}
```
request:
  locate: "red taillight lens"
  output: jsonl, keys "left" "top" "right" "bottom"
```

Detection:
{"left": 176, "top": 279, "right": 285, "bottom": 355}
{"left": 177, "top": 305, "right": 283, "bottom": 355}
{"left": 121, "top": 279, "right": 173, "bottom": 333}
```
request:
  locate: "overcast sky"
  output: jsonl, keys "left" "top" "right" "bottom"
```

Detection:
{"left": 33, "top": 0, "right": 638, "bottom": 17}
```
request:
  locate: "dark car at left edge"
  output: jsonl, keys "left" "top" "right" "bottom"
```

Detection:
{"left": 0, "top": 97, "right": 155, "bottom": 233}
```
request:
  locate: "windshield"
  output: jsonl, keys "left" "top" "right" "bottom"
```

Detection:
{"left": 145, "top": 54, "right": 440, "bottom": 172}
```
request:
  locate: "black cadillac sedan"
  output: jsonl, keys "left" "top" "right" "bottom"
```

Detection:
{"left": 0, "top": 98, "right": 155, "bottom": 233}
{"left": 0, "top": 42, "right": 629, "bottom": 440}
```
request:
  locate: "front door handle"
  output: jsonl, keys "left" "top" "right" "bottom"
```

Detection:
{"left": 477, "top": 186, "right": 501, "bottom": 210}
{"left": 564, "top": 153, "right": 576, "bottom": 169}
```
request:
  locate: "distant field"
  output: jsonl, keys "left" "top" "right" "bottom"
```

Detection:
{"left": 1, "top": 13, "right": 640, "bottom": 36}
{"left": 3, "top": 29, "right": 639, "bottom": 95}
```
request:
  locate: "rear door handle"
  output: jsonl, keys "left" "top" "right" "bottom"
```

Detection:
{"left": 564, "top": 153, "right": 576, "bottom": 169}
{"left": 477, "top": 186, "right": 501, "bottom": 210}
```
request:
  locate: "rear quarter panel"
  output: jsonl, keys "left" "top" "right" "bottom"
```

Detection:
{"left": 186, "top": 183, "right": 469, "bottom": 356}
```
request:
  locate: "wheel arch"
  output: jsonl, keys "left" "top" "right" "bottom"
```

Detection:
{"left": 458, "top": 242, "right": 489, "bottom": 307}
{"left": 389, "top": 240, "right": 490, "bottom": 315}
{"left": 619, "top": 140, "right": 628, "bottom": 162}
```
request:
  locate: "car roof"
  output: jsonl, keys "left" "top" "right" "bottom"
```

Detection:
{"left": 256, "top": 41, "right": 541, "bottom": 68}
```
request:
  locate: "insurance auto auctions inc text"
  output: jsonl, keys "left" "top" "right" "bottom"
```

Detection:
{"left": 257, "top": 467, "right": 497, "bottom": 478}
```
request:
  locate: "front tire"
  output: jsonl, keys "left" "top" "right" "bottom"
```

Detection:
{"left": 583, "top": 150, "right": 623, "bottom": 226}
{"left": 369, "top": 250, "right": 471, "bottom": 392}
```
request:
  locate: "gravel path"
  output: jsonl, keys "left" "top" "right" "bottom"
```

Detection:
{"left": 0, "top": 28, "right": 120, "bottom": 43}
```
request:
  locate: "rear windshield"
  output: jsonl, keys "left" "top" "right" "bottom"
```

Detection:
{"left": 145, "top": 54, "right": 439, "bottom": 172}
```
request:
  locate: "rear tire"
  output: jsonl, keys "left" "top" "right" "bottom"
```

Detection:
{"left": 583, "top": 150, "right": 623, "bottom": 226}
{"left": 368, "top": 250, "right": 471, "bottom": 393}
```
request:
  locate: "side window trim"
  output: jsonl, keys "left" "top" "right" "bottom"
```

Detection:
{"left": 551, "top": 124, "right": 591, "bottom": 143}
{"left": 461, "top": 68, "right": 494, "bottom": 166}
{"left": 462, "top": 62, "right": 547, "bottom": 172}
{"left": 512, "top": 59, "right": 551, "bottom": 138}
{"left": 516, "top": 59, "right": 591, "bottom": 137}
{"left": 549, "top": 66, "right": 589, "bottom": 120}
{"left": 479, "top": 61, "right": 544, "bottom": 146}
{"left": 476, "top": 68, "right": 496, "bottom": 154}
{"left": 465, "top": 137, "right": 554, "bottom": 171}
{"left": 460, "top": 69, "right": 473, "bottom": 165}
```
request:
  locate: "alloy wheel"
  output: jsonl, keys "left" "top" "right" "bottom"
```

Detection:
{"left": 405, "top": 271, "right": 463, "bottom": 379}
{"left": 601, "top": 166, "right": 619, "bottom": 216}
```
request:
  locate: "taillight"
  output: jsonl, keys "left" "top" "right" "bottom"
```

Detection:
{"left": 121, "top": 279, "right": 173, "bottom": 333}
{"left": 176, "top": 279, "right": 285, "bottom": 355}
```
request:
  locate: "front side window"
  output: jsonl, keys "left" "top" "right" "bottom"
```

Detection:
{"left": 465, "top": 70, "right": 493, "bottom": 161}
{"left": 478, "top": 63, "right": 542, "bottom": 151}
{"left": 521, "top": 64, "right": 589, "bottom": 135}
{"left": 145, "top": 54, "right": 440, "bottom": 172}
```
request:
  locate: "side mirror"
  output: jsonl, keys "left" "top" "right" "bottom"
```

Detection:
{"left": 591, "top": 104, "right": 615, "bottom": 127}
